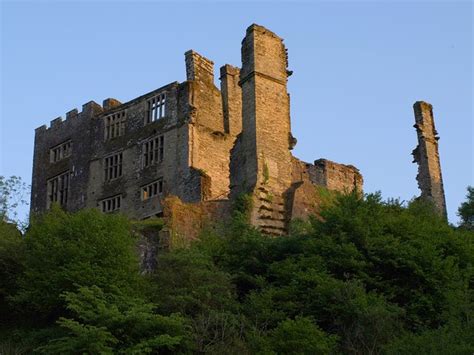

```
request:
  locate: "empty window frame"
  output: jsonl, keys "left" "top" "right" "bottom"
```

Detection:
{"left": 146, "top": 93, "right": 166, "bottom": 123}
{"left": 47, "top": 171, "right": 69, "bottom": 208}
{"left": 143, "top": 135, "right": 164, "bottom": 167}
{"left": 104, "top": 152, "right": 123, "bottom": 181}
{"left": 141, "top": 179, "right": 163, "bottom": 200}
{"left": 104, "top": 111, "right": 126, "bottom": 140}
{"left": 50, "top": 140, "right": 72, "bottom": 162}
{"left": 100, "top": 195, "right": 121, "bottom": 213}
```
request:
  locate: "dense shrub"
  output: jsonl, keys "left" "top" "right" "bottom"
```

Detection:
{"left": 1, "top": 190, "right": 472, "bottom": 353}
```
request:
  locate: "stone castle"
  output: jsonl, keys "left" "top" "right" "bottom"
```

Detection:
{"left": 31, "top": 24, "right": 447, "bottom": 237}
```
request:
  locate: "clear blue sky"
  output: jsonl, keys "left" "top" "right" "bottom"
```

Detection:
{"left": 1, "top": 1, "right": 472, "bottom": 223}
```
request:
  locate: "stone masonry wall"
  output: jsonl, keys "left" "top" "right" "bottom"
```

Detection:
{"left": 185, "top": 51, "right": 239, "bottom": 200}
{"left": 236, "top": 24, "right": 293, "bottom": 235}
{"left": 220, "top": 64, "right": 242, "bottom": 136}
{"left": 31, "top": 101, "right": 102, "bottom": 214}
{"left": 412, "top": 101, "right": 447, "bottom": 219}
{"left": 312, "top": 159, "right": 363, "bottom": 194}
{"left": 85, "top": 83, "right": 182, "bottom": 219}
{"left": 31, "top": 23, "right": 369, "bottom": 239}
{"left": 160, "top": 195, "right": 232, "bottom": 246}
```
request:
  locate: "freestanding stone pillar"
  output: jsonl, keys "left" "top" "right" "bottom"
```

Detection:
{"left": 412, "top": 101, "right": 447, "bottom": 219}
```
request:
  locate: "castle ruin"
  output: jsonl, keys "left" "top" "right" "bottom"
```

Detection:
{"left": 30, "top": 24, "right": 446, "bottom": 238}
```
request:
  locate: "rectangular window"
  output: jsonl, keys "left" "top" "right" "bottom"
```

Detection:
{"left": 100, "top": 195, "right": 121, "bottom": 213}
{"left": 50, "top": 140, "right": 72, "bottom": 162}
{"left": 141, "top": 179, "right": 163, "bottom": 201}
{"left": 104, "top": 111, "right": 126, "bottom": 140}
{"left": 104, "top": 152, "right": 123, "bottom": 181}
{"left": 146, "top": 93, "right": 166, "bottom": 124}
{"left": 142, "top": 135, "right": 164, "bottom": 167}
{"left": 47, "top": 171, "right": 69, "bottom": 209}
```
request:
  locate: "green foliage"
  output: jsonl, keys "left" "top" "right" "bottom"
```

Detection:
{"left": 263, "top": 317, "right": 338, "bottom": 354}
{"left": 3, "top": 189, "right": 473, "bottom": 353}
{"left": 385, "top": 320, "right": 474, "bottom": 354}
{"left": 131, "top": 217, "right": 164, "bottom": 232}
{"left": 0, "top": 221, "right": 24, "bottom": 323}
{"left": 262, "top": 161, "right": 270, "bottom": 184}
{"left": 310, "top": 192, "right": 473, "bottom": 331}
{"left": 314, "top": 185, "right": 339, "bottom": 209}
{"left": 458, "top": 186, "right": 474, "bottom": 230}
{"left": 13, "top": 206, "right": 139, "bottom": 319}
{"left": 0, "top": 340, "right": 31, "bottom": 355}
{"left": 196, "top": 191, "right": 472, "bottom": 353}
{"left": 232, "top": 193, "right": 253, "bottom": 222}
{"left": 150, "top": 248, "right": 236, "bottom": 316}
{"left": 148, "top": 247, "right": 246, "bottom": 352}
{"left": 0, "top": 175, "right": 30, "bottom": 229}
{"left": 36, "top": 286, "right": 189, "bottom": 354}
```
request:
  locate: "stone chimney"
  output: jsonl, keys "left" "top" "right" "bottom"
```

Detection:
{"left": 220, "top": 64, "right": 242, "bottom": 136}
{"left": 236, "top": 24, "right": 293, "bottom": 235}
{"left": 185, "top": 50, "right": 215, "bottom": 84}
{"left": 412, "top": 101, "right": 447, "bottom": 219}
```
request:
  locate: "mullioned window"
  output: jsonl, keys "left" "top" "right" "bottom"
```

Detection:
{"left": 100, "top": 195, "right": 121, "bottom": 213}
{"left": 141, "top": 179, "right": 163, "bottom": 200}
{"left": 50, "top": 140, "right": 71, "bottom": 162}
{"left": 104, "top": 152, "right": 123, "bottom": 181}
{"left": 47, "top": 171, "right": 69, "bottom": 208}
{"left": 145, "top": 93, "right": 166, "bottom": 124}
{"left": 104, "top": 111, "right": 126, "bottom": 140}
{"left": 142, "top": 135, "right": 164, "bottom": 167}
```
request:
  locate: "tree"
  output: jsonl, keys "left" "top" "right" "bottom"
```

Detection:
{"left": 263, "top": 317, "right": 337, "bottom": 355}
{"left": 13, "top": 206, "right": 139, "bottom": 320}
{"left": 0, "top": 220, "right": 24, "bottom": 324}
{"left": 458, "top": 186, "right": 474, "bottom": 230}
{"left": 3, "top": 189, "right": 473, "bottom": 353}
{"left": 206, "top": 191, "right": 473, "bottom": 353}
{"left": 36, "top": 286, "right": 190, "bottom": 354}
{"left": 309, "top": 192, "right": 473, "bottom": 331}
{"left": 0, "top": 175, "right": 30, "bottom": 228}
{"left": 149, "top": 247, "right": 246, "bottom": 352}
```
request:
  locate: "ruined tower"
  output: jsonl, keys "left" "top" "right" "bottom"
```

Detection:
{"left": 412, "top": 101, "right": 447, "bottom": 219}
{"left": 234, "top": 24, "right": 294, "bottom": 235}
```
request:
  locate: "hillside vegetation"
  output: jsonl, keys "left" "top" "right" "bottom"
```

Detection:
{"left": 0, "top": 191, "right": 473, "bottom": 354}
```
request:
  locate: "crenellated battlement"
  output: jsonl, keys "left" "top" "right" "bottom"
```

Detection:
{"left": 35, "top": 80, "right": 181, "bottom": 138}
{"left": 35, "top": 100, "right": 104, "bottom": 134}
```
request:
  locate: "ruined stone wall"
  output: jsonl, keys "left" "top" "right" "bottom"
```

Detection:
{"left": 288, "top": 157, "right": 363, "bottom": 222}
{"left": 220, "top": 64, "right": 242, "bottom": 136}
{"left": 189, "top": 124, "right": 235, "bottom": 199}
{"left": 412, "top": 101, "right": 447, "bottom": 218}
{"left": 160, "top": 195, "right": 232, "bottom": 246}
{"left": 184, "top": 51, "right": 238, "bottom": 200}
{"left": 311, "top": 159, "right": 363, "bottom": 193}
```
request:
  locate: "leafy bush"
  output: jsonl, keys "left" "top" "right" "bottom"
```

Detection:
{"left": 13, "top": 206, "right": 139, "bottom": 319}
{"left": 36, "top": 286, "right": 189, "bottom": 354}
{"left": 2, "top": 190, "right": 473, "bottom": 353}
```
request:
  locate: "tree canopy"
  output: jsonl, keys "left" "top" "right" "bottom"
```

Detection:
{"left": 1, "top": 190, "right": 472, "bottom": 354}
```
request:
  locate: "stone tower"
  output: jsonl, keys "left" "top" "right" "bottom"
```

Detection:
{"left": 237, "top": 24, "right": 294, "bottom": 235}
{"left": 412, "top": 101, "right": 447, "bottom": 219}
